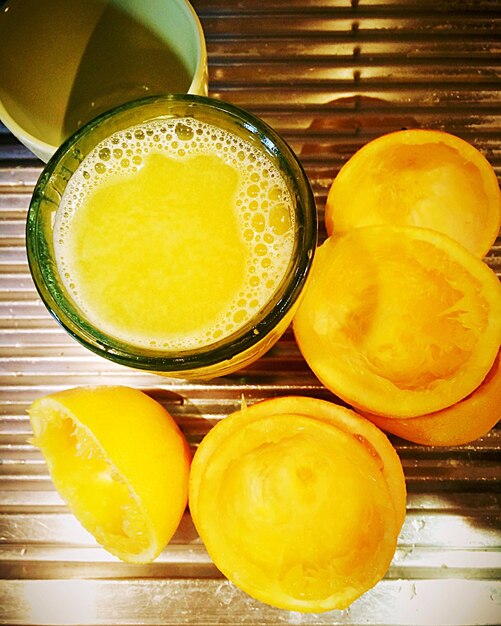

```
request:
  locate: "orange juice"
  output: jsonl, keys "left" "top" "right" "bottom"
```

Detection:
{"left": 54, "top": 117, "right": 295, "bottom": 351}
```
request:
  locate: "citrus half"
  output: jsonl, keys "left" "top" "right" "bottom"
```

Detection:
{"left": 363, "top": 349, "right": 501, "bottom": 446}
{"left": 325, "top": 129, "right": 501, "bottom": 257}
{"left": 189, "top": 396, "right": 406, "bottom": 612}
{"left": 293, "top": 225, "right": 501, "bottom": 418}
{"left": 29, "top": 385, "right": 191, "bottom": 563}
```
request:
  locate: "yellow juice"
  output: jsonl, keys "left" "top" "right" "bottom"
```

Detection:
{"left": 54, "top": 118, "right": 295, "bottom": 351}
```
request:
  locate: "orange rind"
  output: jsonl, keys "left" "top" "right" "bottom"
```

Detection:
{"left": 363, "top": 349, "right": 501, "bottom": 446}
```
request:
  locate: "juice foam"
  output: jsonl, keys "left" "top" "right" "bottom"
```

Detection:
{"left": 54, "top": 117, "right": 295, "bottom": 351}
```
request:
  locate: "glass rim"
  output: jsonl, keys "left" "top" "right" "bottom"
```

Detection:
{"left": 26, "top": 94, "right": 317, "bottom": 373}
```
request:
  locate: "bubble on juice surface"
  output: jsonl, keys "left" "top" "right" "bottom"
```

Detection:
{"left": 54, "top": 117, "right": 296, "bottom": 351}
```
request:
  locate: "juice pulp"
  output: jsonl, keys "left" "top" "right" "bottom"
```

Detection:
{"left": 55, "top": 118, "right": 295, "bottom": 351}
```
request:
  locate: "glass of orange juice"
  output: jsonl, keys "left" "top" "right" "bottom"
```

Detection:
{"left": 27, "top": 95, "right": 317, "bottom": 379}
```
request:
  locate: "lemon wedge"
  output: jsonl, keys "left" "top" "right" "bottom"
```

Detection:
{"left": 29, "top": 385, "right": 190, "bottom": 563}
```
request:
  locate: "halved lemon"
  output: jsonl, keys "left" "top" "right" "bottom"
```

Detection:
{"left": 189, "top": 396, "right": 406, "bottom": 612}
{"left": 325, "top": 129, "right": 501, "bottom": 258}
{"left": 29, "top": 385, "right": 191, "bottom": 563}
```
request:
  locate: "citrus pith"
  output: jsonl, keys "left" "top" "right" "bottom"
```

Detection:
{"left": 363, "top": 349, "right": 501, "bottom": 446}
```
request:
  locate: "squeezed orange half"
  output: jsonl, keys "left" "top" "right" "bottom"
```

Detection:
{"left": 189, "top": 396, "right": 406, "bottom": 612}
{"left": 293, "top": 225, "right": 501, "bottom": 419}
{"left": 325, "top": 129, "right": 501, "bottom": 257}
